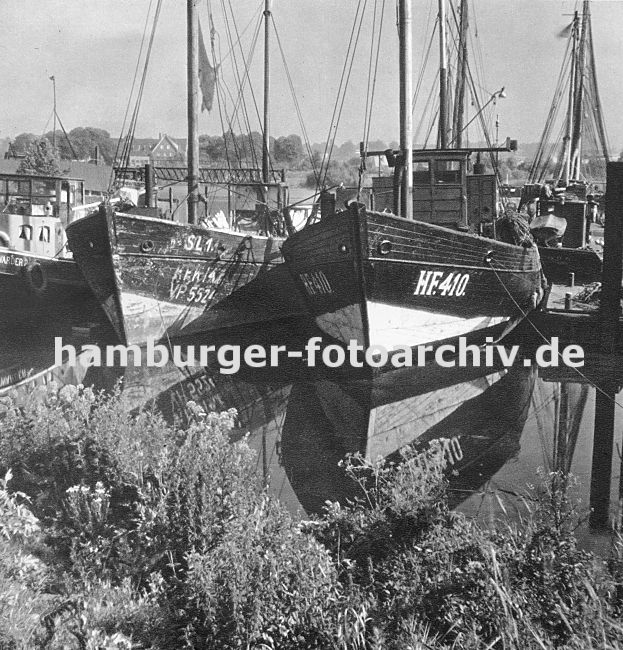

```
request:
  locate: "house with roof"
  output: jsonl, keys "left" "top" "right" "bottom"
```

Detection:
{"left": 128, "top": 134, "right": 187, "bottom": 167}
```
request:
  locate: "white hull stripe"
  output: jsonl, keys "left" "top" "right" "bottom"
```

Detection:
{"left": 315, "top": 301, "right": 507, "bottom": 350}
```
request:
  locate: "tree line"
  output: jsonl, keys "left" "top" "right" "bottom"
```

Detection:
{"left": 9, "top": 128, "right": 398, "bottom": 170}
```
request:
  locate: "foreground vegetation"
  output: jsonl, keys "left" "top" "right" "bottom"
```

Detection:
{"left": 1, "top": 383, "right": 623, "bottom": 649}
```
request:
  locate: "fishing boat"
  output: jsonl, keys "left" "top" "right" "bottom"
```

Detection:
{"left": 521, "top": 0, "right": 607, "bottom": 283}
{"left": 281, "top": 0, "right": 545, "bottom": 373}
{"left": 0, "top": 170, "right": 97, "bottom": 326}
{"left": 66, "top": 0, "right": 303, "bottom": 346}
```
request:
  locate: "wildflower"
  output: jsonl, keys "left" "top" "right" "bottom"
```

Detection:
{"left": 59, "top": 384, "right": 79, "bottom": 404}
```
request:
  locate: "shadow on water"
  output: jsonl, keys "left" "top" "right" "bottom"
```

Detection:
{"left": 1, "top": 315, "right": 622, "bottom": 541}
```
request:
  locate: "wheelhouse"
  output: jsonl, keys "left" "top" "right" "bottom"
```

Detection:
{"left": 0, "top": 173, "right": 86, "bottom": 258}
{"left": 371, "top": 148, "right": 499, "bottom": 233}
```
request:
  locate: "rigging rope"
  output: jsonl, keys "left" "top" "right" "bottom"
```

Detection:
{"left": 222, "top": 0, "right": 264, "bottom": 168}
{"left": 318, "top": 0, "right": 368, "bottom": 192}
{"left": 110, "top": 0, "right": 157, "bottom": 191}
{"left": 115, "top": 0, "right": 164, "bottom": 189}
{"left": 487, "top": 259, "right": 623, "bottom": 411}
{"left": 271, "top": 15, "right": 320, "bottom": 186}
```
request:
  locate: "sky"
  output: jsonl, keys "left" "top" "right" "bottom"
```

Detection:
{"left": 1, "top": 0, "right": 623, "bottom": 154}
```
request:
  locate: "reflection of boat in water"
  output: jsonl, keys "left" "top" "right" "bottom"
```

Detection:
{"left": 0, "top": 318, "right": 114, "bottom": 399}
{"left": 119, "top": 356, "right": 302, "bottom": 511}
{"left": 281, "top": 362, "right": 535, "bottom": 513}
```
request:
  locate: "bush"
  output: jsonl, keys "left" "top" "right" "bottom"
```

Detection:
{"left": 2, "top": 384, "right": 623, "bottom": 648}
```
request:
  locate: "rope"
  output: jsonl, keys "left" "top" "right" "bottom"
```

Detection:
{"left": 486, "top": 258, "right": 623, "bottom": 410}
{"left": 318, "top": 0, "right": 368, "bottom": 192}
{"left": 221, "top": 0, "right": 263, "bottom": 167}
{"left": 271, "top": 15, "right": 319, "bottom": 185}
{"left": 114, "top": 0, "right": 164, "bottom": 189}
{"left": 110, "top": 0, "right": 155, "bottom": 190}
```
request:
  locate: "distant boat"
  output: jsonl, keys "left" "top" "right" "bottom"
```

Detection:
{"left": 66, "top": 2, "right": 304, "bottom": 346}
{"left": 282, "top": 0, "right": 545, "bottom": 373}
{"left": 0, "top": 170, "right": 97, "bottom": 326}
{"left": 521, "top": 0, "right": 607, "bottom": 283}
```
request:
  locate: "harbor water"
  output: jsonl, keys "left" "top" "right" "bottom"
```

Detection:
{"left": 1, "top": 310, "right": 621, "bottom": 553}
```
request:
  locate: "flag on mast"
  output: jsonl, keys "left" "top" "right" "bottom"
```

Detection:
{"left": 198, "top": 20, "right": 217, "bottom": 112}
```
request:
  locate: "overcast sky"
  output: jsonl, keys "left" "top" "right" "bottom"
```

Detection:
{"left": 1, "top": 0, "right": 622, "bottom": 153}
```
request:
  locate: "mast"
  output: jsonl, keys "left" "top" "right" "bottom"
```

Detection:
{"left": 262, "top": 0, "right": 271, "bottom": 184}
{"left": 399, "top": 0, "right": 413, "bottom": 219}
{"left": 438, "top": 0, "right": 449, "bottom": 149}
{"left": 187, "top": 0, "right": 200, "bottom": 224}
{"left": 452, "top": 0, "right": 468, "bottom": 148}
{"left": 560, "top": 11, "right": 578, "bottom": 186}
{"left": 570, "top": 1, "right": 588, "bottom": 180}
{"left": 50, "top": 76, "right": 57, "bottom": 150}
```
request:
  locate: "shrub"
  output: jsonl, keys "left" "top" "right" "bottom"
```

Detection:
{"left": 183, "top": 497, "right": 344, "bottom": 648}
{"left": 2, "top": 384, "right": 623, "bottom": 648}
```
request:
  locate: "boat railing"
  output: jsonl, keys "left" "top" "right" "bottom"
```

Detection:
{"left": 114, "top": 165, "right": 286, "bottom": 186}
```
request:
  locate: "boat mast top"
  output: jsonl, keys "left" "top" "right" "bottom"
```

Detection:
{"left": 560, "top": 10, "right": 578, "bottom": 186}
{"left": 187, "top": 0, "right": 200, "bottom": 225}
{"left": 452, "top": 0, "right": 468, "bottom": 149}
{"left": 438, "top": 0, "right": 449, "bottom": 149}
{"left": 399, "top": 0, "right": 413, "bottom": 219}
{"left": 262, "top": 0, "right": 272, "bottom": 185}
{"left": 570, "top": 1, "right": 589, "bottom": 180}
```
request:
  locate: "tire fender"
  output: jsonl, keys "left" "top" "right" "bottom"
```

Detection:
{"left": 23, "top": 261, "right": 48, "bottom": 296}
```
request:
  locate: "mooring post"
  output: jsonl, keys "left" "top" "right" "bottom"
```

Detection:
{"left": 590, "top": 381, "right": 617, "bottom": 529}
{"left": 600, "top": 162, "right": 623, "bottom": 352}
{"left": 589, "top": 161, "right": 623, "bottom": 529}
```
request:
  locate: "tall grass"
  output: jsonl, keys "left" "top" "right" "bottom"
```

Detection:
{"left": 0, "top": 383, "right": 622, "bottom": 648}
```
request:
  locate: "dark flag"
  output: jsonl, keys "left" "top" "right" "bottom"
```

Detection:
{"left": 198, "top": 20, "right": 217, "bottom": 112}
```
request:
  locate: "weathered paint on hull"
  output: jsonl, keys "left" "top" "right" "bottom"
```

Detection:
{"left": 66, "top": 207, "right": 305, "bottom": 345}
{"left": 282, "top": 206, "right": 545, "bottom": 367}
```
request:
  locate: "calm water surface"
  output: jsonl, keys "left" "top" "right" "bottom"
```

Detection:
{"left": 1, "top": 312, "right": 621, "bottom": 552}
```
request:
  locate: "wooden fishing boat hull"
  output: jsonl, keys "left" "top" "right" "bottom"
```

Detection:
{"left": 66, "top": 206, "right": 305, "bottom": 345}
{"left": 537, "top": 246, "right": 602, "bottom": 284}
{"left": 0, "top": 247, "right": 95, "bottom": 325}
{"left": 282, "top": 205, "right": 545, "bottom": 370}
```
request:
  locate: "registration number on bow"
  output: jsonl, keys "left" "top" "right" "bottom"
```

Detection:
{"left": 413, "top": 270, "right": 470, "bottom": 297}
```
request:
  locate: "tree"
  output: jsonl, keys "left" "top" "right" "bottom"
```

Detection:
{"left": 273, "top": 134, "right": 304, "bottom": 167}
{"left": 11, "top": 133, "right": 38, "bottom": 156}
{"left": 199, "top": 134, "right": 226, "bottom": 163}
{"left": 42, "top": 126, "right": 115, "bottom": 163}
{"left": 17, "top": 139, "right": 62, "bottom": 176}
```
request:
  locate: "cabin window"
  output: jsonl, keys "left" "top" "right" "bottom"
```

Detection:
{"left": 32, "top": 180, "right": 56, "bottom": 196}
{"left": 435, "top": 160, "right": 462, "bottom": 184}
{"left": 19, "top": 225, "right": 33, "bottom": 240}
{"left": 38, "top": 226, "right": 51, "bottom": 242}
{"left": 412, "top": 161, "right": 431, "bottom": 184}
{"left": 8, "top": 180, "right": 30, "bottom": 196}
